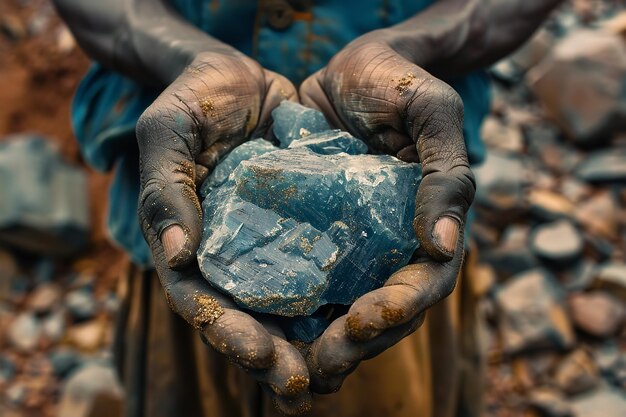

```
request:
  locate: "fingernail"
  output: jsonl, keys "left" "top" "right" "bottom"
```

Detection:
{"left": 162, "top": 225, "right": 186, "bottom": 265}
{"left": 433, "top": 216, "right": 459, "bottom": 253}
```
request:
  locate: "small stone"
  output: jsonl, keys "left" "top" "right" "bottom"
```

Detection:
{"left": 559, "top": 179, "right": 592, "bottom": 203}
{"left": 530, "top": 220, "right": 583, "bottom": 266}
{"left": 568, "top": 291, "right": 626, "bottom": 338}
{"left": 7, "top": 312, "right": 41, "bottom": 353}
{"left": 481, "top": 116, "right": 525, "bottom": 154}
{"left": 272, "top": 101, "right": 330, "bottom": 147}
{"left": 473, "top": 151, "right": 530, "bottom": 219}
{"left": 494, "top": 269, "right": 575, "bottom": 354}
{"left": 49, "top": 348, "right": 84, "bottom": 378}
{"left": 28, "top": 283, "right": 62, "bottom": 315}
{"left": 65, "top": 288, "right": 97, "bottom": 322}
{"left": 0, "top": 136, "right": 90, "bottom": 256}
{"left": 574, "top": 191, "right": 619, "bottom": 239}
{"left": 481, "top": 225, "right": 539, "bottom": 279}
{"left": 57, "top": 364, "right": 123, "bottom": 417}
{"left": 554, "top": 349, "right": 599, "bottom": 396}
{"left": 41, "top": 308, "right": 67, "bottom": 343}
{"left": 562, "top": 261, "right": 596, "bottom": 292}
{"left": 570, "top": 385, "right": 626, "bottom": 417}
{"left": 527, "top": 189, "right": 576, "bottom": 222}
{"left": 592, "top": 263, "right": 626, "bottom": 301}
{"left": 68, "top": 320, "right": 105, "bottom": 352}
{"left": 528, "top": 387, "right": 573, "bottom": 417}
{"left": 574, "top": 146, "right": 626, "bottom": 184}
{"left": 528, "top": 30, "right": 626, "bottom": 146}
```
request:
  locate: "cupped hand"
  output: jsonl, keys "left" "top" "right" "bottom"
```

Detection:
{"left": 299, "top": 39, "right": 475, "bottom": 393}
{"left": 136, "top": 52, "right": 311, "bottom": 415}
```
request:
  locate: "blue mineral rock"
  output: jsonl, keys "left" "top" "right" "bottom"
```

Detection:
{"left": 198, "top": 102, "right": 421, "bottom": 341}
{"left": 271, "top": 101, "right": 330, "bottom": 147}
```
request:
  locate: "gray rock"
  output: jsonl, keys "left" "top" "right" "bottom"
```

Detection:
{"left": 481, "top": 116, "right": 525, "bottom": 154}
{"left": 570, "top": 385, "right": 626, "bottom": 417}
{"left": 0, "top": 355, "right": 16, "bottom": 384}
{"left": 7, "top": 312, "right": 41, "bottom": 353}
{"left": 574, "top": 147, "right": 626, "bottom": 183}
{"left": 0, "top": 135, "right": 89, "bottom": 256}
{"left": 555, "top": 349, "right": 599, "bottom": 396}
{"left": 528, "top": 387, "right": 573, "bottom": 417}
{"left": 568, "top": 291, "right": 625, "bottom": 338}
{"left": 57, "top": 364, "right": 123, "bottom": 417}
{"left": 65, "top": 288, "right": 97, "bottom": 321}
{"left": 563, "top": 261, "right": 596, "bottom": 292}
{"left": 49, "top": 348, "right": 84, "bottom": 378}
{"left": 481, "top": 225, "right": 539, "bottom": 279}
{"left": 473, "top": 151, "right": 530, "bottom": 218}
{"left": 530, "top": 220, "right": 583, "bottom": 266}
{"left": 528, "top": 30, "right": 626, "bottom": 146}
{"left": 592, "top": 263, "right": 626, "bottom": 301}
{"left": 494, "top": 269, "right": 575, "bottom": 354}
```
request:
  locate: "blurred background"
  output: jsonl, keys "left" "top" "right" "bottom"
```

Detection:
{"left": 0, "top": 0, "right": 624, "bottom": 416}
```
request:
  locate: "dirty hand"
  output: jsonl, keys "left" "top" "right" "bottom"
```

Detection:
{"left": 136, "top": 52, "right": 312, "bottom": 414}
{"left": 299, "top": 39, "right": 475, "bottom": 392}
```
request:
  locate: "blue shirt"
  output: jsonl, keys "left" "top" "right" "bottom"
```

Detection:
{"left": 71, "top": 0, "right": 490, "bottom": 265}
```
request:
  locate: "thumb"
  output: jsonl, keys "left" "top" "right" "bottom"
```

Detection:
{"left": 407, "top": 82, "right": 475, "bottom": 261}
{"left": 136, "top": 102, "right": 202, "bottom": 268}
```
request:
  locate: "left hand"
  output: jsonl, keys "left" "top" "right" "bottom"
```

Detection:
{"left": 299, "top": 38, "right": 475, "bottom": 393}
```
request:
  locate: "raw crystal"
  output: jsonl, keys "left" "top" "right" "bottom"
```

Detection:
{"left": 271, "top": 100, "right": 330, "bottom": 147}
{"left": 198, "top": 102, "right": 421, "bottom": 341}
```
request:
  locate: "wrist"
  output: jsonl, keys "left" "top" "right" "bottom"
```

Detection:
{"left": 349, "top": 27, "right": 460, "bottom": 70}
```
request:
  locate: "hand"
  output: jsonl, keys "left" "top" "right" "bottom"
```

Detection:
{"left": 136, "top": 52, "right": 312, "bottom": 415}
{"left": 299, "top": 39, "right": 475, "bottom": 392}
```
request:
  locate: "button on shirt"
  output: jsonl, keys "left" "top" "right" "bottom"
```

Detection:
{"left": 71, "top": 0, "right": 490, "bottom": 266}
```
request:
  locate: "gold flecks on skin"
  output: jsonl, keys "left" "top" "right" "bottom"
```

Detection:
{"left": 192, "top": 294, "right": 224, "bottom": 329}
{"left": 199, "top": 97, "right": 216, "bottom": 117}
{"left": 285, "top": 375, "right": 309, "bottom": 395}
{"left": 394, "top": 73, "right": 416, "bottom": 94}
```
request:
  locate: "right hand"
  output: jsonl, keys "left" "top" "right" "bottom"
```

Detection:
{"left": 136, "top": 52, "right": 312, "bottom": 415}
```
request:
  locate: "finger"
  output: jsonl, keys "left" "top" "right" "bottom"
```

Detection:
{"left": 249, "top": 330, "right": 312, "bottom": 415}
{"left": 154, "top": 263, "right": 277, "bottom": 369}
{"left": 345, "top": 233, "right": 465, "bottom": 342}
{"left": 299, "top": 70, "right": 348, "bottom": 131}
{"left": 253, "top": 70, "right": 299, "bottom": 139}
{"left": 404, "top": 79, "right": 475, "bottom": 262}
{"left": 261, "top": 386, "right": 312, "bottom": 416}
{"left": 307, "top": 314, "right": 425, "bottom": 394}
{"left": 250, "top": 337, "right": 311, "bottom": 397}
{"left": 137, "top": 101, "right": 203, "bottom": 269}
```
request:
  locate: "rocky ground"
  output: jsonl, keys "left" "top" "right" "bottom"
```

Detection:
{"left": 0, "top": 1, "right": 625, "bottom": 417}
